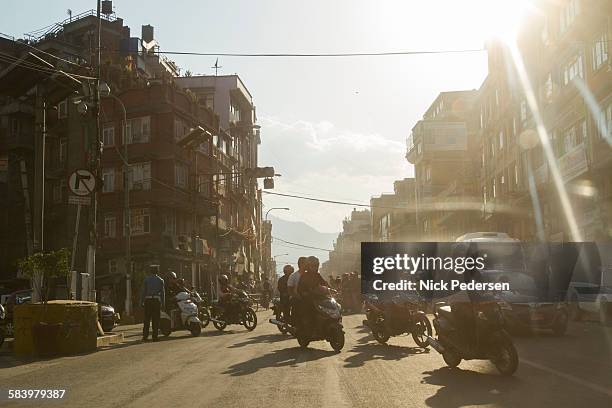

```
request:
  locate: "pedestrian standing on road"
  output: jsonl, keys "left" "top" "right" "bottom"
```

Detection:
{"left": 141, "top": 264, "right": 165, "bottom": 342}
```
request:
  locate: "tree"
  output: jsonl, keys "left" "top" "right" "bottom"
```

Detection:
{"left": 18, "top": 248, "right": 71, "bottom": 303}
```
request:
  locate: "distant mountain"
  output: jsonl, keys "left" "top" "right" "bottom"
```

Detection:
{"left": 269, "top": 215, "right": 338, "bottom": 275}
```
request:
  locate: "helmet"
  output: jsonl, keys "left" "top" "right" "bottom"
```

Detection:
{"left": 168, "top": 271, "right": 177, "bottom": 280}
{"left": 218, "top": 274, "right": 229, "bottom": 285}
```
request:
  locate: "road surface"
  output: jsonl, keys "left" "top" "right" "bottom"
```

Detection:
{"left": 1, "top": 312, "right": 611, "bottom": 407}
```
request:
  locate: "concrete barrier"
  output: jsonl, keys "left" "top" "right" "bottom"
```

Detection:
{"left": 14, "top": 300, "right": 97, "bottom": 357}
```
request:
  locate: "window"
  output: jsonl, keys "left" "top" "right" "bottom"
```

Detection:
{"left": 230, "top": 102, "right": 241, "bottom": 123}
{"left": 592, "top": 31, "right": 609, "bottom": 71}
{"left": 103, "top": 125, "right": 115, "bottom": 147}
{"left": 514, "top": 163, "right": 520, "bottom": 187}
{"left": 202, "top": 94, "right": 214, "bottom": 109}
{"left": 102, "top": 168, "right": 115, "bottom": 193}
{"left": 129, "top": 162, "right": 151, "bottom": 191}
{"left": 59, "top": 139, "right": 67, "bottom": 163}
{"left": 543, "top": 72, "right": 553, "bottom": 103}
{"left": 174, "top": 163, "right": 188, "bottom": 188}
{"left": 174, "top": 118, "right": 190, "bottom": 141}
{"left": 57, "top": 100, "right": 68, "bottom": 119}
{"left": 512, "top": 117, "right": 517, "bottom": 137}
{"left": 498, "top": 131, "right": 504, "bottom": 150}
{"left": 417, "top": 142, "right": 422, "bottom": 155}
{"left": 104, "top": 215, "right": 116, "bottom": 238}
{"left": 492, "top": 178, "right": 497, "bottom": 198}
{"left": 562, "top": 54, "right": 584, "bottom": 86}
{"left": 520, "top": 100, "right": 528, "bottom": 124}
{"left": 597, "top": 103, "right": 612, "bottom": 139}
{"left": 131, "top": 208, "right": 150, "bottom": 235}
{"left": 425, "top": 166, "right": 431, "bottom": 181}
{"left": 125, "top": 116, "right": 150, "bottom": 144}
{"left": 490, "top": 139, "right": 496, "bottom": 157}
{"left": 560, "top": 0, "right": 580, "bottom": 34}
{"left": 162, "top": 212, "right": 176, "bottom": 234}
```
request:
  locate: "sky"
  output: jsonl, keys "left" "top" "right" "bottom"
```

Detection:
{"left": 1, "top": 0, "right": 525, "bottom": 233}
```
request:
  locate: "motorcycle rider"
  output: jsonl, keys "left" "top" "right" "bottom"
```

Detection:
{"left": 218, "top": 274, "right": 239, "bottom": 321}
{"left": 277, "top": 265, "right": 294, "bottom": 321}
{"left": 297, "top": 256, "right": 329, "bottom": 329}
{"left": 287, "top": 257, "right": 308, "bottom": 324}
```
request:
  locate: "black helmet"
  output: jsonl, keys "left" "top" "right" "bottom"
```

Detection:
{"left": 218, "top": 274, "right": 229, "bottom": 285}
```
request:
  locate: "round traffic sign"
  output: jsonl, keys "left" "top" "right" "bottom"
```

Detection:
{"left": 68, "top": 169, "right": 97, "bottom": 196}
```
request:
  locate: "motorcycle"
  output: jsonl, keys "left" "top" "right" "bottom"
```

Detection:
{"left": 269, "top": 297, "right": 290, "bottom": 334}
{"left": 427, "top": 301, "right": 519, "bottom": 376}
{"left": 362, "top": 293, "right": 432, "bottom": 348}
{"left": 208, "top": 290, "right": 257, "bottom": 331}
{"left": 294, "top": 286, "right": 345, "bottom": 352}
{"left": 160, "top": 291, "right": 202, "bottom": 337}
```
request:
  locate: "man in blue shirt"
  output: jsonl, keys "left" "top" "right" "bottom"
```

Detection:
{"left": 141, "top": 264, "right": 165, "bottom": 342}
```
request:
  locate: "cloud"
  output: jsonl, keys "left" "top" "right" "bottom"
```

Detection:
{"left": 258, "top": 115, "right": 411, "bottom": 233}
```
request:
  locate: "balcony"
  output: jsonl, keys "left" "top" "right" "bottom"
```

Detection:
{"left": 407, "top": 120, "right": 468, "bottom": 164}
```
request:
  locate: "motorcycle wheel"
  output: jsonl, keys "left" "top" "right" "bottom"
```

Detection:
{"left": 199, "top": 308, "right": 211, "bottom": 329}
{"left": 243, "top": 308, "right": 258, "bottom": 331}
{"left": 492, "top": 340, "right": 519, "bottom": 376}
{"left": 276, "top": 313, "right": 289, "bottom": 334}
{"left": 297, "top": 335, "right": 310, "bottom": 349}
{"left": 412, "top": 314, "right": 433, "bottom": 348}
{"left": 212, "top": 310, "right": 227, "bottom": 331}
{"left": 372, "top": 329, "right": 390, "bottom": 344}
{"left": 329, "top": 329, "right": 345, "bottom": 352}
{"left": 190, "top": 322, "right": 202, "bottom": 337}
{"left": 442, "top": 349, "right": 461, "bottom": 368}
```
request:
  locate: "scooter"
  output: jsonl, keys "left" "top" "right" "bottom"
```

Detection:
{"left": 160, "top": 292, "right": 202, "bottom": 337}
{"left": 295, "top": 286, "right": 345, "bottom": 352}
{"left": 427, "top": 301, "right": 519, "bottom": 376}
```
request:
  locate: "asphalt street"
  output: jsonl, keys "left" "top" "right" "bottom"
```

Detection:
{"left": 1, "top": 311, "right": 611, "bottom": 408}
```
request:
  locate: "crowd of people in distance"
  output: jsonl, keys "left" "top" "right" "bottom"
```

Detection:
{"left": 328, "top": 272, "right": 362, "bottom": 313}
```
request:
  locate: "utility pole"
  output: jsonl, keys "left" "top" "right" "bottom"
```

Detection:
{"left": 86, "top": 0, "right": 102, "bottom": 302}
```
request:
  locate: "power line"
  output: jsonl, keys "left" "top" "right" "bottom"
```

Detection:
{"left": 272, "top": 236, "right": 335, "bottom": 252}
{"left": 263, "top": 190, "right": 405, "bottom": 210}
{"left": 150, "top": 48, "right": 486, "bottom": 58}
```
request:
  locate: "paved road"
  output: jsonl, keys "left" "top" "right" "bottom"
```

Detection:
{"left": 1, "top": 312, "right": 611, "bottom": 407}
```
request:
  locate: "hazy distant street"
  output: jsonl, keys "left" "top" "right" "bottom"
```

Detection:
{"left": 1, "top": 311, "right": 611, "bottom": 408}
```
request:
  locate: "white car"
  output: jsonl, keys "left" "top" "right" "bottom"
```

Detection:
{"left": 567, "top": 242, "right": 612, "bottom": 325}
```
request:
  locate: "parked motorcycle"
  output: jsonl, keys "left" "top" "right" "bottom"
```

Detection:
{"left": 427, "top": 301, "right": 519, "bottom": 376}
{"left": 363, "top": 293, "right": 432, "bottom": 347}
{"left": 160, "top": 291, "right": 202, "bottom": 337}
{"left": 295, "top": 286, "right": 345, "bottom": 352}
{"left": 208, "top": 290, "right": 257, "bottom": 331}
{"left": 269, "top": 297, "right": 290, "bottom": 334}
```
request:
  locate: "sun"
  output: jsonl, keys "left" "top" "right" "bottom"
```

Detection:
{"left": 476, "top": 0, "right": 534, "bottom": 43}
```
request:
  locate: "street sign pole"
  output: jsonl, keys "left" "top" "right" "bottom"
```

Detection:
{"left": 70, "top": 204, "right": 82, "bottom": 272}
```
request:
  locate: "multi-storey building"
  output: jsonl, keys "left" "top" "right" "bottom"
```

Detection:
{"left": 0, "top": 8, "right": 269, "bottom": 314}
{"left": 175, "top": 75, "right": 265, "bottom": 282}
{"left": 406, "top": 90, "right": 482, "bottom": 241}
{"left": 370, "top": 178, "right": 417, "bottom": 242}
{"left": 478, "top": 0, "right": 612, "bottom": 242}
{"left": 323, "top": 209, "right": 371, "bottom": 279}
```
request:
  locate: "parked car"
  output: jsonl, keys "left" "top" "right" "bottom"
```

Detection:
{"left": 567, "top": 242, "right": 612, "bottom": 325}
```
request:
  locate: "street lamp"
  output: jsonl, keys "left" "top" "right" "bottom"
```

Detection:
{"left": 99, "top": 81, "right": 132, "bottom": 316}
